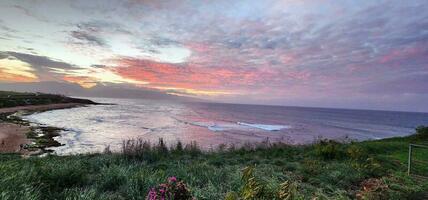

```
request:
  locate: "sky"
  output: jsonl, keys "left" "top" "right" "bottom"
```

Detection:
{"left": 0, "top": 0, "right": 427, "bottom": 112}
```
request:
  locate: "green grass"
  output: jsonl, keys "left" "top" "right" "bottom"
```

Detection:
{"left": 1, "top": 128, "right": 428, "bottom": 200}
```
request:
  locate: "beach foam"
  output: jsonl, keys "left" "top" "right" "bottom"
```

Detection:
{"left": 185, "top": 121, "right": 290, "bottom": 132}
{"left": 237, "top": 122, "right": 290, "bottom": 131}
{"left": 207, "top": 125, "right": 226, "bottom": 132}
{"left": 186, "top": 121, "right": 241, "bottom": 132}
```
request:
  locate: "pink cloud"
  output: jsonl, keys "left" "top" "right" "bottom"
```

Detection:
{"left": 113, "top": 58, "right": 291, "bottom": 94}
{"left": 379, "top": 46, "right": 425, "bottom": 64}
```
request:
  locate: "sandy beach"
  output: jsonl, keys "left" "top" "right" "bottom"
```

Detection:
{"left": 0, "top": 103, "right": 83, "bottom": 153}
{"left": 0, "top": 123, "right": 30, "bottom": 153}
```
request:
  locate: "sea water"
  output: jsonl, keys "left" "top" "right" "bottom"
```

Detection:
{"left": 23, "top": 98, "right": 428, "bottom": 155}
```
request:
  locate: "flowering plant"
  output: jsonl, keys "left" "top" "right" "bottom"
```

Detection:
{"left": 147, "top": 176, "right": 194, "bottom": 200}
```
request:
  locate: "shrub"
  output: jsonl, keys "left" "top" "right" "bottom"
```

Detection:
{"left": 122, "top": 138, "right": 152, "bottom": 158}
{"left": 314, "top": 140, "right": 343, "bottom": 160}
{"left": 146, "top": 176, "right": 193, "bottom": 200}
{"left": 227, "top": 166, "right": 297, "bottom": 200}
{"left": 301, "top": 159, "right": 322, "bottom": 177}
{"left": 121, "top": 138, "right": 201, "bottom": 161}
{"left": 414, "top": 126, "right": 428, "bottom": 140}
{"left": 157, "top": 138, "right": 169, "bottom": 154}
{"left": 277, "top": 180, "right": 297, "bottom": 200}
{"left": 241, "top": 166, "right": 265, "bottom": 199}
{"left": 346, "top": 145, "right": 367, "bottom": 161}
{"left": 173, "top": 141, "right": 184, "bottom": 153}
{"left": 184, "top": 141, "right": 201, "bottom": 157}
{"left": 351, "top": 157, "right": 383, "bottom": 177}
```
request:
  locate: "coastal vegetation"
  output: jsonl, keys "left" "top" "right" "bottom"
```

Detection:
{"left": 0, "top": 91, "right": 97, "bottom": 108}
{"left": 0, "top": 127, "right": 427, "bottom": 199}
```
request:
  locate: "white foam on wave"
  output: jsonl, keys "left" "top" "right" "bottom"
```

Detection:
{"left": 187, "top": 121, "right": 240, "bottom": 132}
{"left": 237, "top": 122, "right": 290, "bottom": 131}
{"left": 185, "top": 120, "right": 290, "bottom": 132}
{"left": 207, "top": 125, "right": 225, "bottom": 132}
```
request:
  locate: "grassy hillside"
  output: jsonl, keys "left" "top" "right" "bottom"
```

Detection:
{"left": 0, "top": 127, "right": 427, "bottom": 200}
{"left": 0, "top": 91, "right": 97, "bottom": 108}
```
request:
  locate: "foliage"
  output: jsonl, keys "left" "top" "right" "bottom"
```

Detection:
{"left": 314, "top": 140, "right": 343, "bottom": 160}
{"left": 277, "top": 180, "right": 298, "bottom": 200}
{"left": 0, "top": 91, "right": 97, "bottom": 108}
{"left": 224, "top": 192, "right": 239, "bottom": 200}
{"left": 225, "top": 166, "right": 297, "bottom": 200}
{"left": 346, "top": 144, "right": 367, "bottom": 161}
{"left": 383, "top": 172, "right": 428, "bottom": 199}
{"left": 414, "top": 126, "right": 428, "bottom": 140}
{"left": 356, "top": 178, "right": 389, "bottom": 199}
{"left": 241, "top": 166, "right": 266, "bottom": 199}
{"left": 146, "top": 176, "right": 194, "bottom": 200}
{"left": 122, "top": 138, "right": 202, "bottom": 163}
{"left": 0, "top": 128, "right": 428, "bottom": 199}
{"left": 356, "top": 172, "right": 428, "bottom": 200}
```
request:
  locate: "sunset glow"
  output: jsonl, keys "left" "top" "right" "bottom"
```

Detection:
{"left": 0, "top": 0, "right": 427, "bottom": 111}
{"left": 0, "top": 58, "right": 38, "bottom": 82}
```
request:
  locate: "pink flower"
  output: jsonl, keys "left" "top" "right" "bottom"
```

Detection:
{"left": 147, "top": 188, "right": 157, "bottom": 200}
{"left": 168, "top": 176, "right": 177, "bottom": 183}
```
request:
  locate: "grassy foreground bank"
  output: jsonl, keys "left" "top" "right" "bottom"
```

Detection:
{"left": 1, "top": 128, "right": 428, "bottom": 199}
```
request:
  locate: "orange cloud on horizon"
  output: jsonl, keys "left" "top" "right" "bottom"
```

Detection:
{"left": 0, "top": 58, "right": 38, "bottom": 82}
{"left": 63, "top": 76, "right": 97, "bottom": 89}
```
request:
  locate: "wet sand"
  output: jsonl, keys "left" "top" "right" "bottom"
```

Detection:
{"left": 0, "top": 123, "right": 30, "bottom": 153}
{"left": 0, "top": 103, "right": 83, "bottom": 153}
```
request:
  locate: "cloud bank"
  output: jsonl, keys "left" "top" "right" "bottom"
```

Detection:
{"left": 0, "top": 0, "right": 427, "bottom": 111}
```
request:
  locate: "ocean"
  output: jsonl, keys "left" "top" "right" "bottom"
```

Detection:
{"left": 23, "top": 98, "right": 428, "bottom": 155}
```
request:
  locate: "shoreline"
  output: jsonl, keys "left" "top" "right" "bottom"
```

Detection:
{"left": 0, "top": 100, "right": 423, "bottom": 155}
{"left": 0, "top": 103, "right": 84, "bottom": 114}
{"left": 0, "top": 103, "right": 87, "bottom": 154}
